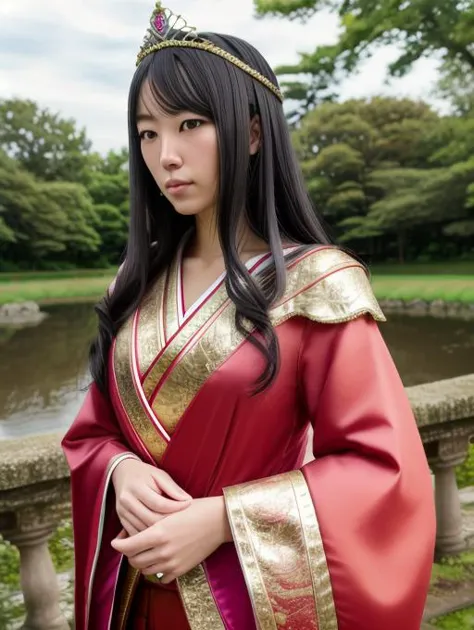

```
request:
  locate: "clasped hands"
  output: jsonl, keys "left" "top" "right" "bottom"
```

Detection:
{"left": 110, "top": 459, "right": 231, "bottom": 584}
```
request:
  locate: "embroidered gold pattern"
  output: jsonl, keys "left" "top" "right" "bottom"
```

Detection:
{"left": 271, "top": 250, "right": 385, "bottom": 326}
{"left": 290, "top": 473, "right": 338, "bottom": 630}
{"left": 164, "top": 253, "right": 180, "bottom": 341}
{"left": 136, "top": 273, "right": 166, "bottom": 375}
{"left": 151, "top": 301, "right": 244, "bottom": 435}
{"left": 177, "top": 564, "right": 226, "bottom": 629}
{"left": 224, "top": 472, "right": 317, "bottom": 629}
{"left": 224, "top": 470, "right": 339, "bottom": 630}
{"left": 113, "top": 317, "right": 168, "bottom": 463}
{"left": 141, "top": 282, "right": 228, "bottom": 400}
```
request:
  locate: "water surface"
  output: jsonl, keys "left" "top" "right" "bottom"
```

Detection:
{"left": 0, "top": 304, "right": 472, "bottom": 439}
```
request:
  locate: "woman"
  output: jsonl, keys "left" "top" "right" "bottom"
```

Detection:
{"left": 62, "top": 3, "right": 436, "bottom": 629}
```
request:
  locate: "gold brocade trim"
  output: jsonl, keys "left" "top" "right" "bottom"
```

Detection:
{"left": 164, "top": 252, "right": 180, "bottom": 341}
{"left": 114, "top": 565, "right": 140, "bottom": 630}
{"left": 177, "top": 564, "right": 226, "bottom": 629}
{"left": 290, "top": 474, "right": 338, "bottom": 630}
{"left": 142, "top": 282, "right": 229, "bottom": 401}
{"left": 136, "top": 272, "right": 166, "bottom": 376}
{"left": 151, "top": 300, "right": 243, "bottom": 437}
{"left": 224, "top": 470, "right": 338, "bottom": 630}
{"left": 113, "top": 318, "right": 168, "bottom": 463}
{"left": 271, "top": 249, "right": 385, "bottom": 326}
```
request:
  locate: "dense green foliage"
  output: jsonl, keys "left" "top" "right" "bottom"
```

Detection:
{"left": 457, "top": 443, "right": 474, "bottom": 489}
{"left": 0, "top": 99, "right": 129, "bottom": 271}
{"left": 293, "top": 97, "right": 474, "bottom": 261}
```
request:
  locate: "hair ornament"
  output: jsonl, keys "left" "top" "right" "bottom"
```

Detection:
{"left": 136, "top": 2, "right": 283, "bottom": 102}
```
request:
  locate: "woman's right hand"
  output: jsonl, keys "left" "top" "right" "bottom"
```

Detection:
{"left": 111, "top": 458, "right": 192, "bottom": 536}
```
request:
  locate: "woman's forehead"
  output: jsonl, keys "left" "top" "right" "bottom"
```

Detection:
{"left": 136, "top": 81, "right": 163, "bottom": 119}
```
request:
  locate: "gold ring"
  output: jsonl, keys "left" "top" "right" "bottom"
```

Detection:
{"left": 144, "top": 572, "right": 164, "bottom": 584}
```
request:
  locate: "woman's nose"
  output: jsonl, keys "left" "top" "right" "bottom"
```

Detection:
{"left": 159, "top": 138, "right": 183, "bottom": 170}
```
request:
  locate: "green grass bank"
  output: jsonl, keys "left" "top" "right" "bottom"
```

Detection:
{"left": 0, "top": 261, "right": 474, "bottom": 306}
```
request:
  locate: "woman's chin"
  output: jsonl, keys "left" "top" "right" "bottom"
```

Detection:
{"left": 171, "top": 202, "right": 213, "bottom": 218}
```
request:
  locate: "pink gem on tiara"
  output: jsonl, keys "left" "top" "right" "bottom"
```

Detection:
{"left": 154, "top": 12, "right": 166, "bottom": 33}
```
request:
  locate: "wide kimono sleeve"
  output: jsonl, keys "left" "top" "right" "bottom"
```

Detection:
{"left": 61, "top": 382, "right": 140, "bottom": 630}
{"left": 224, "top": 312, "right": 435, "bottom": 629}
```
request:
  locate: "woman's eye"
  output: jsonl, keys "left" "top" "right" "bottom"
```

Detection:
{"left": 139, "top": 130, "right": 157, "bottom": 140}
{"left": 181, "top": 119, "right": 203, "bottom": 131}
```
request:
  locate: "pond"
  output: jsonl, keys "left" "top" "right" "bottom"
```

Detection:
{"left": 0, "top": 303, "right": 473, "bottom": 439}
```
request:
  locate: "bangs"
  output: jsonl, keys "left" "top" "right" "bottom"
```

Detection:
{"left": 142, "top": 48, "right": 214, "bottom": 118}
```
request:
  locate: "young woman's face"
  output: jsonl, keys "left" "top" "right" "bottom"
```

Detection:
{"left": 136, "top": 81, "right": 219, "bottom": 218}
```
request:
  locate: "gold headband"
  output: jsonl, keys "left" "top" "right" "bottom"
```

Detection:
{"left": 136, "top": 2, "right": 283, "bottom": 102}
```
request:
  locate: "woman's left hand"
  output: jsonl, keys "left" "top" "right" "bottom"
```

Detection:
{"left": 111, "top": 496, "right": 232, "bottom": 583}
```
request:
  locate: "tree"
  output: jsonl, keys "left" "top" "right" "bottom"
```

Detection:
{"left": 86, "top": 150, "right": 130, "bottom": 264}
{"left": 254, "top": 0, "right": 474, "bottom": 110}
{"left": 0, "top": 151, "right": 101, "bottom": 268}
{"left": 0, "top": 99, "right": 92, "bottom": 183}
{"left": 434, "top": 59, "right": 474, "bottom": 116}
{"left": 292, "top": 96, "right": 472, "bottom": 261}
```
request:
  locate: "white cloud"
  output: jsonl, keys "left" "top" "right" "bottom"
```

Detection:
{"left": 1, "top": 0, "right": 441, "bottom": 153}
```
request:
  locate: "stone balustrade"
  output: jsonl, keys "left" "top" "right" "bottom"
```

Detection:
{"left": 0, "top": 373, "right": 473, "bottom": 629}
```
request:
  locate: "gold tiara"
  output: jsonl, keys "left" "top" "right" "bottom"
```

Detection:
{"left": 136, "top": 2, "right": 283, "bottom": 102}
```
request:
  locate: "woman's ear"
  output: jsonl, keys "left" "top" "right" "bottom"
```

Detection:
{"left": 249, "top": 115, "right": 261, "bottom": 155}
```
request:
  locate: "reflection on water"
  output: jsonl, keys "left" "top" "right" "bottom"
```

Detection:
{"left": 0, "top": 304, "right": 96, "bottom": 438}
{"left": 0, "top": 305, "right": 473, "bottom": 439}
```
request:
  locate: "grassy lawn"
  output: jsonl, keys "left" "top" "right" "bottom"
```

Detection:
{"left": 0, "top": 275, "right": 113, "bottom": 304}
{"left": 1, "top": 262, "right": 474, "bottom": 306}
{"left": 371, "top": 275, "right": 474, "bottom": 303}
{"left": 430, "top": 551, "right": 474, "bottom": 629}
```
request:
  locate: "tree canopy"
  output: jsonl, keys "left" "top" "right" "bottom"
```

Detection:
{"left": 0, "top": 100, "right": 129, "bottom": 271}
{"left": 293, "top": 96, "right": 474, "bottom": 261}
{"left": 254, "top": 0, "right": 474, "bottom": 112}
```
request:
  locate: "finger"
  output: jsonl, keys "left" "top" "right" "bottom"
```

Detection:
{"left": 120, "top": 511, "right": 148, "bottom": 535}
{"left": 152, "top": 471, "right": 192, "bottom": 501}
{"left": 139, "top": 487, "right": 191, "bottom": 515}
{"left": 120, "top": 519, "right": 140, "bottom": 537}
{"left": 129, "top": 548, "right": 162, "bottom": 570}
{"left": 112, "top": 524, "right": 159, "bottom": 555}
{"left": 116, "top": 529, "right": 128, "bottom": 539}
{"left": 130, "top": 500, "right": 165, "bottom": 527}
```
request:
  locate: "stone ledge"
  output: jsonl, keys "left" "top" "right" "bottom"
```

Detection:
{"left": 407, "top": 374, "right": 474, "bottom": 428}
{"left": 0, "top": 433, "right": 68, "bottom": 492}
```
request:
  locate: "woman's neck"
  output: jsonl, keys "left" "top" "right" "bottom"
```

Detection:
{"left": 190, "top": 210, "right": 270, "bottom": 264}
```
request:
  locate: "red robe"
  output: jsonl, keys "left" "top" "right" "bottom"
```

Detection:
{"left": 62, "top": 245, "right": 435, "bottom": 629}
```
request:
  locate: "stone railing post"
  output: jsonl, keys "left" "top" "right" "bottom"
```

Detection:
{"left": 3, "top": 525, "right": 68, "bottom": 630}
{"left": 0, "top": 435, "right": 71, "bottom": 630}
{"left": 408, "top": 374, "right": 474, "bottom": 558}
{"left": 428, "top": 436, "right": 471, "bottom": 558}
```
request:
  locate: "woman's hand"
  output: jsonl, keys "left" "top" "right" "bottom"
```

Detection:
{"left": 111, "top": 496, "right": 232, "bottom": 583}
{"left": 111, "top": 458, "right": 192, "bottom": 536}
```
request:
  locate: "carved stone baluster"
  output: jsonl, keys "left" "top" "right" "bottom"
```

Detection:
{"left": 428, "top": 436, "right": 470, "bottom": 557}
{"left": 0, "top": 473, "right": 72, "bottom": 630}
{"left": 5, "top": 525, "right": 69, "bottom": 630}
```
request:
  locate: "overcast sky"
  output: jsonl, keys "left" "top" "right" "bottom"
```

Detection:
{"left": 1, "top": 0, "right": 441, "bottom": 153}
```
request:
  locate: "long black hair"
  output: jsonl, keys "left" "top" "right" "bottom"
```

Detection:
{"left": 90, "top": 32, "right": 331, "bottom": 396}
